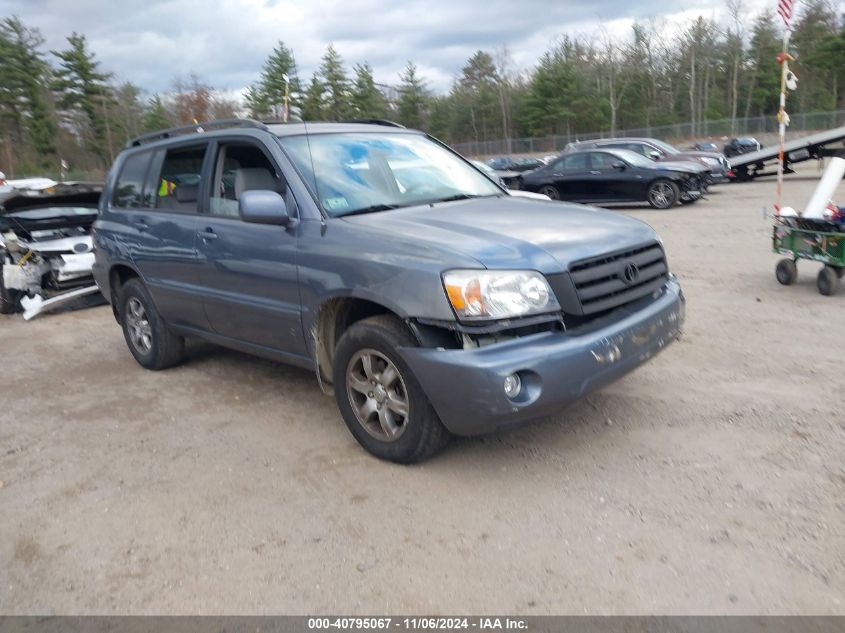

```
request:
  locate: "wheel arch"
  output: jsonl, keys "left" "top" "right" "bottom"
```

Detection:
{"left": 311, "top": 295, "right": 409, "bottom": 389}
{"left": 108, "top": 262, "right": 142, "bottom": 322}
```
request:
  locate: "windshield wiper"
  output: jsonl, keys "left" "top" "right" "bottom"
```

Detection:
{"left": 337, "top": 203, "right": 402, "bottom": 217}
{"left": 429, "top": 193, "right": 502, "bottom": 204}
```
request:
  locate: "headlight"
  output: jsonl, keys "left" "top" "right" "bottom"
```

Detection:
{"left": 442, "top": 269, "right": 559, "bottom": 320}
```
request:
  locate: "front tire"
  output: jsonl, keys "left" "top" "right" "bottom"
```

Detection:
{"left": 647, "top": 179, "right": 680, "bottom": 209}
{"left": 333, "top": 315, "right": 450, "bottom": 463}
{"left": 817, "top": 266, "right": 838, "bottom": 296}
{"left": 539, "top": 185, "right": 560, "bottom": 200}
{"left": 776, "top": 259, "right": 797, "bottom": 285}
{"left": 119, "top": 278, "right": 185, "bottom": 369}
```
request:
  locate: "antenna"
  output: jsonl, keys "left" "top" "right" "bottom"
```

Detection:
{"left": 302, "top": 119, "right": 325, "bottom": 223}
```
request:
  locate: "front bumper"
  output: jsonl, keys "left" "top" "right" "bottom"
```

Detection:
{"left": 400, "top": 277, "right": 684, "bottom": 436}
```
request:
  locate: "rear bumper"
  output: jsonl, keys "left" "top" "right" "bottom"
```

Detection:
{"left": 400, "top": 277, "right": 684, "bottom": 436}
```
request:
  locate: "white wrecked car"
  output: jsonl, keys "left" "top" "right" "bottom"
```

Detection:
{"left": 0, "top": 182, "right": 102, "bottom": 319}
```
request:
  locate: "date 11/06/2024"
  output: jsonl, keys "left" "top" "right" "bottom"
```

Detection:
{"left": 307, "top": 617, "right": 528, "bottom": 630}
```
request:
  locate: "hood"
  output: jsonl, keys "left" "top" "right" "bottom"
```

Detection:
{"left": 651, "top": 160, "right": 708, "bottom": 174}
{"left": 672, "top": 150, "right": 723, "bottom": 160}
{"left": 341, "top": 196, "right": 658, "bottom": 271}
{"left": 0, "top": 183, "right": 102, "bottom": 215}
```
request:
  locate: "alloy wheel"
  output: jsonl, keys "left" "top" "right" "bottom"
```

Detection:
{"left": 346, "top": 348, "right": 410, "bottom": 442}
{"left": 125, "top": 297, "right": 153, "bottom": 354}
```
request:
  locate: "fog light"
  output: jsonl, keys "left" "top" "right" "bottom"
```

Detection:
{"left": 503, "top": 373, "right": 521, "bottom": 399}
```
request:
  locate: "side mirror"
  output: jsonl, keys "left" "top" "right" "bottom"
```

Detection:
{"left": 239, "top": 190, "right": 291, "bottom": 226}
{"left": 611, "top": 161, "right": 626, "bottom": 171}
{"left": 648, "top": 150, "right": 661, "bottom": 160}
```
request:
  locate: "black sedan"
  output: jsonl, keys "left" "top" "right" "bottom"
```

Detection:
{"left": 723, "top": 137, "right": 762, "bottom": 158}
{"left": 520, "top": 148, "right": 708, "bottom": 209}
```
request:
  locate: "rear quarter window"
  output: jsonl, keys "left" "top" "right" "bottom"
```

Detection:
{"left": 112, "top": 151, "right": 153, "bottom": 208}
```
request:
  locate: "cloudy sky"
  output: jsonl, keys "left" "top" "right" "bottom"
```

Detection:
{"left": 5, "top": 0, "right": 789, "bottom": 97}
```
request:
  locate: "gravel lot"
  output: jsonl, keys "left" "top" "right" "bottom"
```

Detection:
{"left": 1, "top": 164, "right": 844, "bottom": 615}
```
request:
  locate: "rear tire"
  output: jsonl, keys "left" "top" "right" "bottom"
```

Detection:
{"left": 817, "top": 266, "right": 838, "bottom": 296}
{"left": 539, "top": 185, "right": 560, "bottom": 200}
{"left": 647, "top": 179, "right": 680, "bottom": 209}
{"left": 332, "top": 314, "right": 450, "bottom": 463}
{"left": 776, "top": 259, "right": 797, "bottom": 286}
{"left": 119, "top": 278, "right": 185, "bottom": 369}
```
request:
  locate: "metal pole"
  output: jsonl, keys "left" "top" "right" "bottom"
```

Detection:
{"left": 775, "top": 30, "right": 792, "bottom": 215}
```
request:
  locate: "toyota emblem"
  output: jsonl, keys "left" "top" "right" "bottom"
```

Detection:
{"left": 623, "top": 262, "right": 640, "bottom": 284}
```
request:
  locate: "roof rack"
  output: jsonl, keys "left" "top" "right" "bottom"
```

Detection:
{"left": 342, "top": 119, "right": 405, "bottom": 128}
{"left": 126, "top": 118, "right": 269, "bottom": 148}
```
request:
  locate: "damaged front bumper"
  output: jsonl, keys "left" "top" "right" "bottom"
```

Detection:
{"left": 398, "top": 277, "right": 684, "bottom": 436}
{"left": 2, "top": 234, "right": 99, "bottom": 318}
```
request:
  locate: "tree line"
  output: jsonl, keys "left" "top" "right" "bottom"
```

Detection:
{"left": 1, "top": 0, "right": 844, "bottom": 177}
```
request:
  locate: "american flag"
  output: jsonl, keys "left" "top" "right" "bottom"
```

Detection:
{"left": 777, "top": 0, "right": 795, "bottom": 27}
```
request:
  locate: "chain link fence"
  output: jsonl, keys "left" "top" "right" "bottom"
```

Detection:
{"left": 452, "top": 110, "right": 845, "bottom": 158}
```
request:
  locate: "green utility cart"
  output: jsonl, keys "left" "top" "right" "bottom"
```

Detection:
{"left": 773, "top": 218, "right": 845, "bottom": 296}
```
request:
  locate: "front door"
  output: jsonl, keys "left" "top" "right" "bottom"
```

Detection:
{"left": 195, "top": 140, "right": 307, "bottom": 358}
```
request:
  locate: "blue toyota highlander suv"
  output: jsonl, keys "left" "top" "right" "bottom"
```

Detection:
{"left": 92, "top": 119, "right": 685, "bottom": 463}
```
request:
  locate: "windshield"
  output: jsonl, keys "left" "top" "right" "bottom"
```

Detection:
{"left": 279, "top": 132, "right": 502, "bottom": 216}
{"left": 649, "top": 139, "right": 679, "bottom": 155}
{"left": 610, "top": 149, "right": 655, "bottom": 168}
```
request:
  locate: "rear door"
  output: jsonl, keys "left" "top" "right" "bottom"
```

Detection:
{"left": 109, "top": 144, "right": 209, "bottom": 328}
{"left": 194, "top": 138, "right": 307, "bottom": 357}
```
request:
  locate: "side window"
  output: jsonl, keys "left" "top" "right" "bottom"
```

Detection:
{"left": 209, "top": 143, "right": 285, "bottom": 218}
{"left": 112, "top": 151, "right": 153, "bottom": 208}
{"left": 561, "top": 154, "right": 587, "bottom": 171}
{"left": 154, "top": 145, "right": 207, "bottom": 212}
{"left": 590, "top": 153, "right": 616, "bottom": 170}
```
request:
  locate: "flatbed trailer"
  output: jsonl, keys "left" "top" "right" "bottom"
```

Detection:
{"left": 731, "top": 126, "right": 845, "bottom": 181}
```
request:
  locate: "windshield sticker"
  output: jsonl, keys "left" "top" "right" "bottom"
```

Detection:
{"left": 323, "top": 196, "right": 349, "bottom": 211}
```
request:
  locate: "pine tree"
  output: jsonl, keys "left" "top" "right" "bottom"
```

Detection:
{"left": 143, "top": 94, "right": 172, "bottom": 132}
{"left": 244, "top": 84, "right": 271, "bottom": 119}
{"left": 319, "top": 45, "right": 351, "bottom": 120}
{"left": 397, "top": 62, "right": 429, "bottom": 129}
{"left": 257, "top": 41, "right": 300, "bottom": 119}
{"left": 350, "top": 63, "right": 388, "bottom": 119}
{"left": 51, "top": 32, "right": 114, "bottom": 166}
{"left": 0, "top": 17, "right": 58, "bottom": 170}
{"left": 301, "top": 74, "right": 325, "bottom": 121}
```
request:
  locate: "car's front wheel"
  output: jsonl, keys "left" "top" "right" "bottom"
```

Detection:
{"left": 539, "top": 185, "right": 560, "bottom": 200}
{"left": 119, "top": 278, "right": 185, "bottom": 370}
{"left": 647, "top": 179, "right": 680, "bottom": 209}
{"left": 333, "top": 315, "right": 450, "bottom": 463}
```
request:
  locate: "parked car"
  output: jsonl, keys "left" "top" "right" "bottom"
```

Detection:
{"left": 486, "top": 156, "right": 545, "bottom": 173}
{"left": 1, "top": 182, "right": 102, "bottom": 317}
{"left": 723, "top": 137, "right": 762, "bottom": 158}
{"left": 93, "top": 119, "right": 685, "bottom": 463}
{"left": 470, "top": 160, "right": 549, "bottom": 199}
{"left": 692, "top": 142, "right": 720, "bottom": 152}
{"left": 521, "top": 148, "right": 707, "bottom": 209}
{"left": 565, "top": 137, "right": 732, "bottom": 184}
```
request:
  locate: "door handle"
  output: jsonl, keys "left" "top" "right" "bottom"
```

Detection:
{"left": 589, "top": 170, "right": 601, "bottom": 175}
{"left": 131, "top": 217, "right": 149, "bottom": 232}
{"left": 198, "top": 228, "right": 218, "bottom": 242}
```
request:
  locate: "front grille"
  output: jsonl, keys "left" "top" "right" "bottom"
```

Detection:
{"left": 568, "top": 242, "right": 669, "bottom": 315}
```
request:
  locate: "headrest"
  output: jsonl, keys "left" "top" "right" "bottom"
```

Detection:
{"left": 175, "top": 184, "right": 198, "bottom": 203}
{"left": 235, "top": 168, "right": 277, "bottom": 198}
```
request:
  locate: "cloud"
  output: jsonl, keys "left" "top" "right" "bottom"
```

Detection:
{"left": 6, "top": 0, "right": 773, "bottom": 99}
